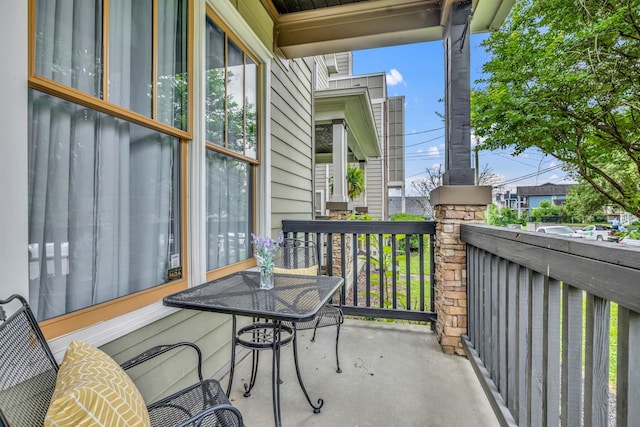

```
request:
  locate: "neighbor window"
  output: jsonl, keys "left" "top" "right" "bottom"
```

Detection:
{"left": 204, "top": 13, "right": 259, "bottom": 272}
{"left": 29, "top": 0, "right": 189, "bottom": 330}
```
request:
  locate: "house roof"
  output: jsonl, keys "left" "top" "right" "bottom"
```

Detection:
{"left": 516, "top": 183, "right": 575, "bottom": 197}
{"left": 314, "top": 87, "right": 381, "bottom": 162}
{"left": 262, "top": 0, "right": 515, "bottom": 57}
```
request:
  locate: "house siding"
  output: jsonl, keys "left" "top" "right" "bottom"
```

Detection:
{"left": 270, "top": 57, "right": 315, "bottom": 233}
{"left": 366, "top": 158, "right": 385, "bottom": 219}
{"left": 334, "top": 52, "right": 352, "bottom": 77}
{"left": 100, "top": 309, "right": 246, "bottom": 403}
{"left": 316, "top": 56, "right": 330, "bottom": 90}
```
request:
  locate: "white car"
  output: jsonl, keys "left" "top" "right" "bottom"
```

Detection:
{"left": 577, "top": 225, "right": 612, "bottom": 241}
{"left": 535, "top": 226, "right": 584, "bottom": 238}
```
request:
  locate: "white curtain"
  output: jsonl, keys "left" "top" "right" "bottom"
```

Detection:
{"left": 206, "top": 152, "right": 250, "bottom": 270}
{"left": 29, "top": 0, "right": 179, "bottom": 320}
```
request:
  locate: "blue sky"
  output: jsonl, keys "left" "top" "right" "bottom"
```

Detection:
{"left": 352, "top": 34, "right": 571, "bottom": 194}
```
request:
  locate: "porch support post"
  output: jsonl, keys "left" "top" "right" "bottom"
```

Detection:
{"left": 442, "top": 0, "right": 473, "bottom": 186}
{"left": 330, "top": 118, "right": 349, "bottom": 202}
{"left": 430, "top": 185, "right": 491, "bottom": 355}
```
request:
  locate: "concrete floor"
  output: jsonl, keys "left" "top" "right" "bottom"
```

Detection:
{"left": 222, "top": 319, "right": 499, "bottom": 427}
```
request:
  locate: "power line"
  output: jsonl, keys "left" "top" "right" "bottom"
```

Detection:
{"left": 404, "top": 134, "right": 445, "bottom": 148}
{"left": 500, "top": 164, "right": 563, "bottom": 185}
{"left": 402, "top": 126, "right": 444, "bottom": 136}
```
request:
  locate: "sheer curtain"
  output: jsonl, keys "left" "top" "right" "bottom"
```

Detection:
{"left": 29, "top": 0, "right": 180, "bottom": 321}
{"left": 206, "top": 151, "right": 251, "bottom": 270}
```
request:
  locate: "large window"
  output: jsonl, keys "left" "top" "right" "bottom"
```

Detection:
{"left": 29, "top": 0, "right": 189, "bottom": 328}
{"left": 205, "top": 15, "right": 259, "bottom": 272}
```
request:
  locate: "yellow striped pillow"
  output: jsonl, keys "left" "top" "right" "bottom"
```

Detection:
{"left": 45, "top": 341, "right": 151, "bottom": 427}
{"left": 274, "top": 265, "right": 318, "bottom": 276}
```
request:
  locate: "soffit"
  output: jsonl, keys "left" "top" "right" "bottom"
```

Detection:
{"left": 261, "top": 0, "right": 514, "bottom": 58}
{"left": 315, "top": 87, "right": 381, "bottom": 161}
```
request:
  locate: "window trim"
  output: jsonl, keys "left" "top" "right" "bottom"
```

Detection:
{"left": 28, "top": 0, "right": 194, "bottom": 339}
{"left": 37, "top": 0, "right": 274, "bottom": 347}
{"left": 202, "top": 2, "right": 274, "bottom": 280}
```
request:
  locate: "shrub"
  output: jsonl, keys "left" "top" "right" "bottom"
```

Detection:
{"left": 390, "top": 213, "right": 426, "bottom": 251}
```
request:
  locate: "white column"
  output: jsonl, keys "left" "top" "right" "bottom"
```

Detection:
{"left": 330, "top": 119, "right": 348, "bottom": 202}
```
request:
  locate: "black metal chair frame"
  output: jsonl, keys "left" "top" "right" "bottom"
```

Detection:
{"left": 0, "top": 294, "right": 243, "bottom": 427}
{"left": 276, "top": 238, "right": 344, "bottom": 373}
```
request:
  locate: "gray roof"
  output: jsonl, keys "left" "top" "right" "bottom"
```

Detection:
{"left": 516, "top": 183, "right": 575, "bottom": 197}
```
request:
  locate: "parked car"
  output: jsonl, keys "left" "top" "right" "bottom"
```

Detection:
{"left": 619, "top": 236, "right": 640, "bottom": 247}
{"left": 535, "top": 226, "right": 584, "bottom": 238}
{"left": 577, "top": 224, "right": 612, "bottom": 241}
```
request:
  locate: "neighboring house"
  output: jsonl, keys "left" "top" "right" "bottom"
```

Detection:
{"left": 495, "top": 190, "right": 522, "bottom": 211}
{"left": 313, "top": 52, "right": 405, "bottom": 220}
{"left": 1, "top": 0, "right": 511, "bottom": 404}
{"left": 516, "top": 183, "right": 575, "bottom": 217}
{"left": 388, "top": 197, "right": 428, "bottom": 217}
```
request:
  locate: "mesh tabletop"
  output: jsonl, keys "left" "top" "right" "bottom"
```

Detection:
{"left": 164, "top": 271, "right": 344, "bottom": 322}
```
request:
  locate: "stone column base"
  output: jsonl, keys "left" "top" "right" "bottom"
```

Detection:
{"left": 431, "top": 185, "right": 491, "bottom": 355}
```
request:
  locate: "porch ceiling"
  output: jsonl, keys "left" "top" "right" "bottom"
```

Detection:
{"left": 261, "top": 0, "right": 514, "bottom": 58}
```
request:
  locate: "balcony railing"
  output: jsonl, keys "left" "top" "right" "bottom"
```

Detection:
{"left": 461, "top": 224, "right": 640, "bottom": 427}
{"left": 282, "top": 219, "right": 436, "bottom": 323}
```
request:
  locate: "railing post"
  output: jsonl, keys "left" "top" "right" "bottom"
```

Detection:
{"left": 430, "top": 185, "right": 491, "bottom": 355}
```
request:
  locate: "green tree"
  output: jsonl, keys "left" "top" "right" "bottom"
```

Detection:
{"left": 530, "top": 200, "right": 565, "bottom": 222}
{"left": 564, "top": 180, "right": 610, "bottom": 223}
{"left": 486, "top": 204, "right": 524, "bottom": 227}
{"left": 471, "top": 0, "right": 640, "bottom": 217}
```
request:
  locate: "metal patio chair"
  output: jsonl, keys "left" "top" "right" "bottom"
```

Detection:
{"left": 274, "top": 238, "right": 344, "bottom": 373}
{"left": 0, "top": 294, "right": 243, "bottom": 427}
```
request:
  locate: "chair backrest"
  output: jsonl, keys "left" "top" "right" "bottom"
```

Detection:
{"left": 274, "top": 238, "right": 319, "bottom": 275}
{"left": 0, "top": 295, "right": 59, "bottom": 427}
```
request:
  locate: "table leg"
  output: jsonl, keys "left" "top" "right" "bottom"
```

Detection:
{"left": 226, "top": 315, "right": 238, "bottom": 397}
{"left": 292, "top": 325, "right": 324, "bottom": 413}
{"left": 271, "top": 321, "right": 283, "bottom": 427}
{"left": 243, "top": 349, "right": 260, "bottom": 397}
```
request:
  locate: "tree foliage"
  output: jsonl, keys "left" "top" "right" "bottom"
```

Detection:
{"left": 471, "top": 0, "right": 640, "bottom": 217}
{"left": 564, "top": 179, "right": 610, "bottom": 222}
{"left": 486, "top": 204, "right": 525, "bottom": 227}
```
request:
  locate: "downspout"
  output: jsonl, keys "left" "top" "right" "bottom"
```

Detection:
{"left": 311, "top": 59, "right": 317, "bottom": 218}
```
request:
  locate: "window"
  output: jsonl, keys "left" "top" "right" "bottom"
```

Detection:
{"left": 204, "top": 14, "right": 259, "bottom": 272}
{"left": 28, "top": 0, "right": 189, "bottom": 332}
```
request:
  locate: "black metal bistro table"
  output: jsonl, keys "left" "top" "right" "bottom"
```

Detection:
{"left": 163, "top": 270, "right": 344, "bottom": 427}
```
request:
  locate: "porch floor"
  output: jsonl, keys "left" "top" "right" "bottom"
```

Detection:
{"left": 222, "top": 319, "right": 498, "bottom": 427}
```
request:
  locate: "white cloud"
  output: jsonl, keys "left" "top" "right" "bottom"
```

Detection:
{"left": 548, "top": 174, "right": 559, "bottom": 181}
{"left": 549, "top": 161, "right": 558, "bottom": 168}
{"left": 431, "top": 162, "right": 441, "bottom": 170}
{"left": 386, "top": 69, "right": 404, "bottom": 86}
{"left": 428, "top": 146, "right": 439, "bottom": 157}
{"left": 417, "top": 148, "right": 423, "bottom": 153}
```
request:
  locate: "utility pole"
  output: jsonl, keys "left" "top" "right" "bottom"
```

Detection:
{"left": 474, "top": 145, "right": 479, "bottom": 185}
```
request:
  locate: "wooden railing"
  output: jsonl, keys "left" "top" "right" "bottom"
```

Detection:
{"left": 461, "top": 224, "right": 640, "bottom": 427}
{"left": 282, "top": 220, "right": 436, "bottom": 322}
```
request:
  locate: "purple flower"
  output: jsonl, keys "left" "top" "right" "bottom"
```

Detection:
{"left": 251, "top": 231, "right": 284, "bottom": 271}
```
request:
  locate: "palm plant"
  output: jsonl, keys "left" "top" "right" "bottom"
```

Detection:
{"left": 346, "top": 165, "right": 365, "bottom": 201}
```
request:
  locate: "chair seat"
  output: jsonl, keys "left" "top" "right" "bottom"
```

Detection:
{"left": 148, "top": 379, "right": 240, "bottom": 427}
{"left": 287, "top": 304, "right": 343, "bottom": 330}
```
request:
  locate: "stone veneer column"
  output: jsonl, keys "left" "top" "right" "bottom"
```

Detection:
{"left": 326, "top": 202, "right": 353, "bottom": 277}
{"left": 430, "top": 185, "right": 491, "bottom": 355}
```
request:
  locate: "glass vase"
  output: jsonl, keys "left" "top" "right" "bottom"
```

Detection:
{"left": 259, "top": 264, "right": 275, "bottom": 290}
